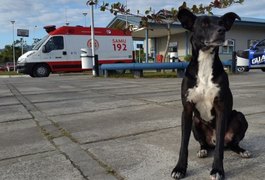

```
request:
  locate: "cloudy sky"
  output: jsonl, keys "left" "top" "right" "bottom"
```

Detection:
{"left": 1, "top": 0, "right": 265, "bottom": 49}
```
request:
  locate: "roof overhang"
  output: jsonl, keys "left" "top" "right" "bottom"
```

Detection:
{"left": 107, "top": 15, "right": 186, "bottom": 40}
{"left": 107, "top": 15, "right": 265, "bottom": 40}
{"left": 132, "top": 25, "right": 185, "bottom": 40}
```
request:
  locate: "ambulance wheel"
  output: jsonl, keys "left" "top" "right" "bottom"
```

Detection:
{"left": 261, "top": 68, "right": 265, "bottom": 72}
{"left": 33, "top": 64, "right": 50, "bottom": 77}
{"left": 237, "top": 66, "right": 248, "bottom": 72}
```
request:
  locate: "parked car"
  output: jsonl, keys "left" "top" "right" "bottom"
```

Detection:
{"left": 0, "top": 65, "right": 6, "bottom": 71}
{"left": 5, "top": 62, "right": 15, "bottom": 71}
{"left": 236, "top": 39, "right": 265, "bottom": 72}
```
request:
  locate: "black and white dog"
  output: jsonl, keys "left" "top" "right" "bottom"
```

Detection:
{"left": 171, "top": 9, "right": 251, "bottom": 180}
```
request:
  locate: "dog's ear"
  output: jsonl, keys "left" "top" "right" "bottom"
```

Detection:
{"left": 221, "top": 12, "right": 241, "bottom": 31}
{"left": 177, "top": 8, "right": 196, "bottom": 31}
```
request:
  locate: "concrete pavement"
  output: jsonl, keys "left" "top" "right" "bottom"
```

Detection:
{"left": 0, "top": 71, "right": 265, "bottom": 180}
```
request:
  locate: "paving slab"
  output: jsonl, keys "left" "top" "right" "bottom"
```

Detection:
{"left": 36, "top": 98, "right": 148, "bottom": 116}
{"left": 0, "top": 119, "right": 55, "bottom": 160}
{"left": 0, "top": 104, "right": 32, "bottom": 122}
{"left": 51, "top": 104, "right": 181, "bottom": 144}
{"left": 54, "top": 137, "right": 118, "bottom": 180}
{"left": 0, "top": 151, "right": 85, "bottom": 180}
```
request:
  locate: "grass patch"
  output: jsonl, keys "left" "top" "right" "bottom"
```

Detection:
{"left": 0, "top": 69, "right": 179, "bottom": 78}
{"left": 0, "top": 71, "right": 21, "bottom": 76}
{"left": 105, "top": 70, "right": 178, "bottom": 78}
{"left": 105, "top": 72, "right": 134, "bottom": 78}
{"left": 144, "top": 71, "right": 177, "bottom": 78}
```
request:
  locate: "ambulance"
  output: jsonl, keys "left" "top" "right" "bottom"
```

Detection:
{"left": 236, "top": 38, "right": 265, "bottom": 72}
{"left": 17, "top": 25, "right": 134, "bottom": 77}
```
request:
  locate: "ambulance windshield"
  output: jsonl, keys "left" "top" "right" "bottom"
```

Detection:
{"left": 32, "top": 35, "right": 49, "bottom": 50}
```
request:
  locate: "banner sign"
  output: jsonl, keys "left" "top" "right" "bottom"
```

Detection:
{"left": 17, "top": 29, "right": 29, "bottom": 37}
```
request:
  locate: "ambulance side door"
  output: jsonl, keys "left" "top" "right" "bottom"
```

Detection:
{"left": 42, "top": 36, "right": 67, "bottom": 62}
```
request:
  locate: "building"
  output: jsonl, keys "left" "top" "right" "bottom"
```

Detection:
{"left": 107, "top": 14, "right": 265, "bottom": 61}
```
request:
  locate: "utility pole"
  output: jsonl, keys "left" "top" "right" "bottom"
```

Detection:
{"left": 87, "top": 0, "right": 96, "bottom": 76}
{"left": 82, "top": 12, "right": 88, "bottom": 27}
{"left": 11, "top": 20, "right": 16, "bottom": 72}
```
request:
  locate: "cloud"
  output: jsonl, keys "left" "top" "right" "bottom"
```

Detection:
{"left": 1, "top": 0, "right": 265, "bottom": 34}
{"left": 213, "top": 1, "right": 265, "bottom": 18}
{"left": 0, "top": 0, "right": 88, "bottom": 31}
{"left": 1, "top": 0, "right": 265, "bottom": 48}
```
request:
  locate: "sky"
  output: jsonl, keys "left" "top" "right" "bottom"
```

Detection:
{"left": 1, "top": 0, "right": 265, "bottom": 49}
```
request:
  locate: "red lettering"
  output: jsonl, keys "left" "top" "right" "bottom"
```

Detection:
{"left": 113, "top": 43, "right": 127, "bottom": 51}
{"left": 112, "top": 39, "right": 126, "bottom": 43}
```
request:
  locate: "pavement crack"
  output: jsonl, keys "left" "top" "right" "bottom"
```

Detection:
{"left": 56, "top": 150, "right": 90, "bottom": 180}
{"left": 0, "top": 150, "right": 55, "bottom": 162}
{"left": 48, "top": 103, "right": 150, "bottom": 117}
{"left": 135, "top": 97, "right": 181, "bottom": 109}
{"left": 84, "top": 148, "right": 125, "bottom": 180}
{"left": 0, "top": 117, "right": 32, "bottom": 124}
{"left": 82, "top": 125, "right": 178, "bottom": 145}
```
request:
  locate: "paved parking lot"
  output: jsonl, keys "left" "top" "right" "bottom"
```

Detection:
{"left": 0, "top": 71, "right": 265, "bottom": 180}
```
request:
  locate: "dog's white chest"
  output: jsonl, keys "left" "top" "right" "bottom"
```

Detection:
{"left": 187, "top": 50, "right": 220, "bottom": 121}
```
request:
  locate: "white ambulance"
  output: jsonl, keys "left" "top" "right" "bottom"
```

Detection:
{"left": 17, "top": 25, "right": 134, "bottom": 77}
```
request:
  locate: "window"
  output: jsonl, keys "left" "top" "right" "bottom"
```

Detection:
{"left": 248, "top": 39, "right": 259, "bottom": 48}
{"left": 255, "top": 39, "right": 265, "bottom": 50}
{"left": 33, "top": 35, "right": 49, "bottom": 50}
{"left": 221, "top": 39, "right": 234, "bottom": 54}
{"left": 45, "top": 36, "right": 64, "bottom": 52}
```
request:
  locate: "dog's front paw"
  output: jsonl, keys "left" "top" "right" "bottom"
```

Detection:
{"left": 171, "top": 167, "right": 186, "bottom": 179}
{"left": 210, "top": 169, "right": 224, "bottom": 180}
{"left": 240, "top": 150, "right": 251, "bottom": 158}
{"left": 197, "top": 149, "right": 208, "bottom": 158}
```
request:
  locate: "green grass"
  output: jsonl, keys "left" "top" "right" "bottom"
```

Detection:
{"left": 0, "top": 70, "right": 179, "bottom": 78}
{"left": 106, "top": 70, "right": 178, "bottom": 78}
{"left": 144, "top": 71, "right": 178, "bottom": 78}
{"left": 0, "top": 71, "right": 21, "bottom": 76}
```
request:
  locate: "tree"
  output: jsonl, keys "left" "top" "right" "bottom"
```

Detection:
{"left": 0, "top": 37, "right": 37, "bottom": 64}
{"left": 88, "top": 0, "right": 244, "bottom": 62}
{"left": 0, "top": 43, "right": 26, "bottom": 64}
{"left": 32, "top": 38, "right": 42, "bottom": 47}
{"left": 0, "top": 45, "right": 13, "bottom": 63}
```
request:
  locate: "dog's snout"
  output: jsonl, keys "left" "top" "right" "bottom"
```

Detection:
{"left": 218, "top": 27, "right": 226, "bottom": 35}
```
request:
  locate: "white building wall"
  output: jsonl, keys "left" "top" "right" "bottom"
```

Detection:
{"left": 155, "top": 33, "right": 188, "bottom": 61}
{"left": 226, "top": 25, "right": 265, "bottom": 51}
{"left": 153, "top": 24, "right": 265, "bottom": 61}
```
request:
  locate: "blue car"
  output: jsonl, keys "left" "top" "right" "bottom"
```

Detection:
{"left": 236, "top": 39, "right": 265, "bottom": 72}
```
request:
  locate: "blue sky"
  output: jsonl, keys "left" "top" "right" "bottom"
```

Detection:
{"left": 1, "top": 0, "right": 265, "bottom": 49}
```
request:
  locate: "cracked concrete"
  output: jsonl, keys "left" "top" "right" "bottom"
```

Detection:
{"left": 0, "top": 70, "right": 265, "bottom": 180}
